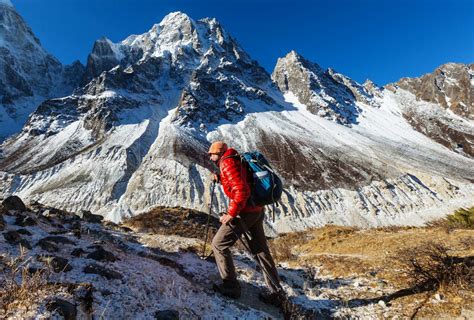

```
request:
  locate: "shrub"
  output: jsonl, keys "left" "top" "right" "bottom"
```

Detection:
{"left": 397, "top": 241, "right": 472, "bottom": 293}
{"left": 0, "top": 248, "right": 52, "bottom": 315}
{"left": 428, "top": 206, "right": 474, "bottom": 230}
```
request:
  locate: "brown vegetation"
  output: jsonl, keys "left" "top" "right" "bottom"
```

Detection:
{"left": 0, "top": 247, "right": 54, "bottom": 316}
{"left": 268, "top": 218, "right": 474, "bottom": 318}
{"left": 122, "top": 206, "right": 220, "bottom": 239}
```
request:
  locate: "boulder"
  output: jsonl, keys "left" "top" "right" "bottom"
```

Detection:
{"left": 83, "top": 263, "right": 123, "bottom": 280}
{"left": 14, "top": 215, "right": 37, "bottom": 227}
{"left": 87, "top": 247, "right": 117, "bottom": 262}
{"left": 46, "top": 298, "right": 77, "bottom": 320}
{"left": 3, "top": 230, "right": 21, "bottom": 244}
{"left": 71, "top": 248, "right": 86, "bottom": 257}
{"left": 16, "top": 228, "right": 32, "bottom": 235}
{"left": 77, "top": 210, "right": 103, "bottom": 223}
{"left": 2, "top": 196, "right": 26, "bottom": 212}
{"left": 39, "top": 235, "right": 76, "bottom": 245}
{"left": 38, "top": 255, "right": 73, "bottom": 273}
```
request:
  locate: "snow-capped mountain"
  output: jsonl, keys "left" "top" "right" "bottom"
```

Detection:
{"left": 395, "top": 63, "right": 473, "bottom": 119}
{"left": 272, "top": 51, "right": 380, "bottom": 125}
{"left": 0, "top": 0, "right": 84, "bottom": 141}
{"left": 387, "top": 63, "right": 474, "bottom": 158}
{"left": 0, "top": 11, "right": 473, "bottom": 233}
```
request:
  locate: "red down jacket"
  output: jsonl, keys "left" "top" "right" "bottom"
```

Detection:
{"left": 218, "top": 148, "right": 263, "bottom": 217}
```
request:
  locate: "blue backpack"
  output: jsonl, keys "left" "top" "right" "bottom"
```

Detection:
{"left": 239, "top": 152, "right": 283, "bottom": 207}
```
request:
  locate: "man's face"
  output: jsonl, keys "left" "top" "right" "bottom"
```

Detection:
{"left": 209, "top": 153, "right": 220, "bottom": 162}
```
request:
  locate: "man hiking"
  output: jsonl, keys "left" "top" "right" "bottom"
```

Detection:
{"left": 208, "top": 141, "right": 284, "bottom": 306}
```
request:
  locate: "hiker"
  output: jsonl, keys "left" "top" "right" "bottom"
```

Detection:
{"left": 208, "top": 141, "right": 284, "bottom": 305}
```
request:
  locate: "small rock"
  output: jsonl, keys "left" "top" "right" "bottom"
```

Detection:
{"left": 29, "top": 200, "right": 43, "bottom": 210}
{"left": 87, "top": 247, "right": 117, "bottom": 262}
{"left": 71, "top": 248, "right": 86, "bottom": 257}
{"left": 46, "top": 298, "right": 77, "bottom": 320}
{"left": 376, "top": 280, "right": 387, "bottom": 289}
{"left": 77, "top": 210, "right": 103, "bottom": 223}
{"left": 38, "top": 255, "right": 73, "bottom": 273}
{"left": 68, "top": 220, "right": 82, "bottom": 238}
{"left": 353, "top": 281, "right": 360, "bottom": 288}
{"left": 120, "top": 226, "right": 133, "bottom": 233}
{"left": 378, "top": 300, "right": 387, "bottom": 308}
{"left": 16, "top": 228, "right": 32, "bottom": 235}
{"left": 435, "top": 293, "right": 443, "bottom": 301}
{"left": 83, "top": 264, "right": 123, "bottom": 280}
{"left": 75, "top": 283, "right": 94, "bottom": 313}
{"left": 49, "top": 229, "right": 68, "bottom": 235}
{"left": 39, "top": 235, "right": 76, "bottom": 245}
{"left": 14, "top": 215, "right": 37, "bottom": 227}
{"left": 3, "top": 230, "right": 22, "bottom": 244}
{"left": 37, "top": 239, "right": 59, "bottom": 252}
{"left": 19, "top": 239, "right": 32, "bottom": 250}
{"left": 3, "top": 196, "right": 26, "bottom": 212}
{"left": 42, "top": 209, "right": 52, "bottom": 217}
{"left": 155, "top": 310, "right": 179, "bottom": 320}
{"left": 27, "top": 266, "right": 42, "bottom": 274}
{"left": 103, "top": 221, "right": 118, "bottom": 228}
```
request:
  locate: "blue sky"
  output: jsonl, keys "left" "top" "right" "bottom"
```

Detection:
{"left": 12, "top": 0, "right": 474, "bottom": 85}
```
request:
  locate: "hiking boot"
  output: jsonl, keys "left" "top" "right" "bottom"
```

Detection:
{"left": 213, "top": 280, "right": 241, "bottom": 299}
{"left": 258, "top": 289, "right": 286, "bottom": 307}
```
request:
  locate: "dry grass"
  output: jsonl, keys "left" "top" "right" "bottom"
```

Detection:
{"left": 396, "top": 241, "right": 472, "bottom": 293}
{"left": 269, "top": 223, "right": 474, "bottom": 318}
{"left": 270, "top": 225, "right": 359, "bottom": 264}
{"left": 0, "top": 246, "right": 54, "bottom": 316}
{"left": 270, "top": 225, "right": 473, "bottom": 280}
{"left": 269, "top": 229, "right": 311, "bottom": 262}
{"left": 122, "top": 206, "right": 220, "bottom": 239}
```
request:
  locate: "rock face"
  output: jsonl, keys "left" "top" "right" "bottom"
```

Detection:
{"left": 0, "top": 11, "right": 473, "bottom": 232}
{"left": 388, "top": 63, "right": 474, "bottom": 158}
{"left": 0, "top": 1, "right": 84, "bottom": 141}
{"left": 3, "top": 195, "right": 26, "bottom": 211}
{"left": 272, "top": 51, "right": 380, "bottom": 125}
{"left": 394, "top": 63, "right": 473, "bottom": 119}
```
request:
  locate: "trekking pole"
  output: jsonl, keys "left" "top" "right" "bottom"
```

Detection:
{"left": 223, "top": 215, "right": 285, "bottom": 296}
{"left": 201, "top": 180, "right": 216, "bottom": 259}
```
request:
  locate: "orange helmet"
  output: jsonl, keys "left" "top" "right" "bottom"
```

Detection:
{"left": 208, "top": 141, "right": 228, "bottom": 154}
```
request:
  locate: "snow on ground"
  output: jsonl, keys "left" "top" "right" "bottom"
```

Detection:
{"left": 2, "top": 203, "right": 423, "bottom": 319}
{"left": 205, "top": 89, "right": 474, "bottom": 232}
{"left": 0, "top": 210, "right": 274, "bottom": 319}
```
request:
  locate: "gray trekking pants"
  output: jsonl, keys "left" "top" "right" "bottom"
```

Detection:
{"left": 211, "top": 210, "right": 282, "bottom": 292}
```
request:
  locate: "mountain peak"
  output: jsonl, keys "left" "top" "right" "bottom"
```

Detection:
{"left": 279, "top": 50, "right": 323, "bottom": 72}
{"left": 287, "top": 50, "right": 301, "bottom": 59}
{"left": 148, "top": 11, "right": 195, "bottom": 36}
{"left": 159, "top": 11, "right": 193, "bottom": 25}
{"left": 392, "top": 62, "right": 473, "bottom": 120}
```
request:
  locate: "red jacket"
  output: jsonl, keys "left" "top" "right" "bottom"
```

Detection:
{"left": 218, "top": 148, "right": 262, "bottom": 217}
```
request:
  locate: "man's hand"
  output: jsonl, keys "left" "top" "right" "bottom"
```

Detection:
{"left": 211, "top": 173, "right": 219, "bottom": 183}
{"left": 219, "top": 214, "right": 234, "bottom": 225}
